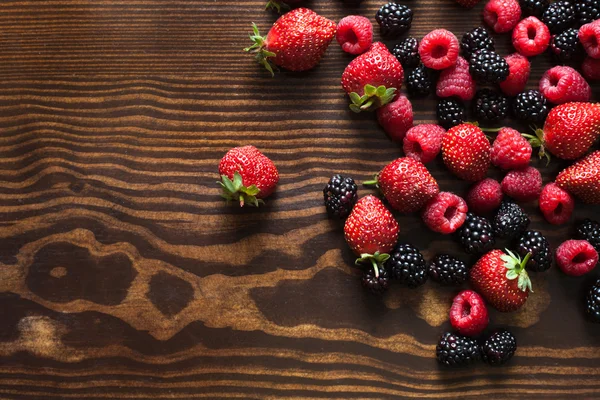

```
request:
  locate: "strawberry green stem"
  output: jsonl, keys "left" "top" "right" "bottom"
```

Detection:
{"left": 218, "top": 171, "right": 264, "bottom": 207}
{"left": 355, "top": 251, "right": 390, "bottom": 279}
{"left": 349, "top": 84, "right": 397, "bottom": 113}
{"left": 479, "top": 127, "right": 503, "bottom": 133}
{"left": 363, "top": 174, "right": 379, "bottom": 188}
{"left": 502, "top": 249, "right": 533, "bottom": 293}
{"left": 244, "top": 23, "right": 277, "bottom": 77}
{"left": 370, "top": 258, "right": 380, "bottom": 279}
{"left": 522, "top": 128, "right": 551, "bottom": 165}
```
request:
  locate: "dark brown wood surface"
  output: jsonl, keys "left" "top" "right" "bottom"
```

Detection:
{"left": 0, "top": 0, "right": 599, "bottom": 398}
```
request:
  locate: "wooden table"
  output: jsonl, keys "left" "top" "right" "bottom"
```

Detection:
{"left": 0, "top": 1, "right": 599, "bottom": 398}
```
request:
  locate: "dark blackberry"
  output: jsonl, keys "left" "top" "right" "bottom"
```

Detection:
{"left": 323, "top": 174, "right": 358, "bottom": 218}
{"left": 586, "top": 279, "right": 600, "bottom": 323}
{"left": 436, "top": 332, "right": 481, "bottom": 367}
{"left": 375, "top": 2, "right": 413, "bottom": 37}
{"left": 428, "top": 254, "right": 469, "bottom": 286}
{"left": 493, "top": 201, "right": 530, "bottom": 239}
{"left": 469, "top": 49, "right": 510, "bottom": 84}
{"left": 576, "top": 0, "right": 600, "bottom": 26}
{"left": 519, "top": 0, "right": 549, "bottom": 17}
{"left": 392, "top": 37, "right": 420, "bottom": 69}
{"left": 388, "top": 243, "right": 428, "bottom": 288}
{"left": 406, "top": 64, "right": 434, "bottom": 97}
{"left": 361, "top": 265, "right": 390, "bottom": 294}
{"left": 542, "top": 1, "right": 576, "bottom": 34}
{"left": 437, "top": 98, "right": 466, "bottom": 129}
{"left": 481, "top": 330, "right": 517, "bottom": 365}
{"left": 461, "top": 27, "right": 495, "bottom": 59}
{"left": 576, "top": 219, "right": 600, "bottom": 253}
{"left": 473, "top": 89, "right": 509, "bottom": 122}
{"left": 550, "top": 28, "right": 583, "bottom": 61}
{"left": 516, "top": 230, "right": 552, "bottom": 272}
{"left": 512, "top": 90, "right": 550, "bottom": 123}
{"left": 456, "top": 213, "right": 496, "bottom": 255}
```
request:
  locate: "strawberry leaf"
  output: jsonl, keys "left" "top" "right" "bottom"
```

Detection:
{"left": 506, "top": 270, "right": 519, "bottom": 280}
{"left": 218, "top": 172, "right": 264, "bottom": 207}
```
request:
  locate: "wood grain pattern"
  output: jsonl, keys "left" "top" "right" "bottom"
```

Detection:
{"left": 0, "top": 0, "right": 599, "bottom": 398}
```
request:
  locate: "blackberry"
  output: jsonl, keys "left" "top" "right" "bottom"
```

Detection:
{"left": 388, "top": 243, "right": 428, "bottom": 288}
{"left": 481, "top": 330, "right": 517, "bottom": 365}
{"left": 392, "top": 37, "right": 420, "bottom": 69}
{"left": 461, "top": 27, "right": 495, "bottom": 59}
{"left": 542, "top": 1, "right": 576, "bottom": 34}
{"left": 519, "top": 0, "right": 549, "bottom": 17}
{"left": 469, "top": 49, "right": 510, "bottom": 84}
{"left": 375, "top": 2, "right": 413, "bottom": 37}
{"left": 512, "top": 90, "right": 550, "bottom": 123}
{"left": 456, "top": 213, "right": 496, "bottom": 255}
{"left": 436, "top": 332, "right": 481, "bottom": 367}
{"left": 406, "top": 64, "right": 434, "bottom": 97}
{"left": 550, "top": 28, "right": 583, "bottom": 61}
{"left": 437, "top": 98, "right": 466, "bottom": 129}
{"left": 576, "top": 219, "right": 600, "bottom": 253}
{"left": 361, "top": 265, "right": 390, "bottom": 294}
{"left": 516, "top": 230, "right": 552, "bottom": 272}
{"left": 586, "top": 279, "right": 600, "bottom": 323}
{"left": 576, "top": 0, "right": 600, "bottom": 26}
{"left": 428, "top": 254, "right": 469, "bottom": 286}
{"left": 323, "top": 174, "right": 358, "bottom": 218}
{"left": 493, "top": 201, "right": 530, "bottom": 239}
{"left": 473, "top": 89, "right": 509, "bottom": 122}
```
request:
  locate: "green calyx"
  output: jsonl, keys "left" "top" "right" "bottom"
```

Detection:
{"left": 355, "top": 251, "right": 390, "bottom": 278}
{"left": 501, "top": 249, "right": 533, "bottom": 293}
{"left": 265, "top": 0, "right": 290, "bottom": 13}
{"left": 349, "top": 85, "right": 397, "bottom": 113}
{"left": 522, "top": 127, "right": 551, "bottom": 165}
{"left": 362, "top": 174, "right": 380, "bottom": 188}
{"left": 218, "top": 171, "right": 264, "bottom": 207}
{"left": 244, "top": 23, "right": 277, "bottom": 77}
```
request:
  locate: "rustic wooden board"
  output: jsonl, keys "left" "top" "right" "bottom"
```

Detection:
{"left": 0, "top": 0, "right": 599, "bottom": 398}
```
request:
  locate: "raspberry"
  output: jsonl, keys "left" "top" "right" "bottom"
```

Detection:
{"left": 539, "top": 66, "right": 591, "bottom": 104}
{"left": 501, "top": 166, "right": 542, "bottom": 202}
{"left": 491, "top": 127, "right": 532, "bottom": 170}
{"left": 484, "top": 0, "right": 522, "bottom": 33}
{"left": 419, "top": 29, "right": 460, "bottom": 70}
{"left": 466, "top": 178, "right": 503, "bottom": 215}
{"left": 539, "top": 182, "right": 575, "bottom": 225}
{"left": 499, "top": 54, "right": 531, "bottom": 97}
{"left": 376, "top": 95, "right": 414, "bottom": 142}
{"left": 556, "top": 239, "right": 598, "bottom": 276}
{"left": 512, "top": 17, "right": 551, "bottom": 56}
{"left": 582, "top": 57, "right": 600, "bottom": 80}
{"left": 336, "top": 16, "right": 373, "bottom": 55}
{"left": 436, "top": 57, "right": 476, "bottom": 101}
{"left": 579, "top": 20, "right": 600, "bottom": 59}
{"left": 403, "top": 124, "right": 446, "bottom": 164}
{"left": 450, "top": 290, "right": 489, "bottom": 337}
{"left": 422, "top": 192, "right": 469, "bottom": 234}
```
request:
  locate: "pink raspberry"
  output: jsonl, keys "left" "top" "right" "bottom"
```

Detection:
{"left": 403, "top": 124, "right": 446, "bottom": 164}
{"left": 376, "top": 95, "right": 414, "bottom": 142}
{"left": 579, "top": 20, "right": 600, "bottom": 59}
{"left": 450, "top": 290, "right": 489, "bottom": 337}
{"left": 436, "top": 57, "right": 476, "bottom": 101}
{"left": 512, "top": 17, "right": 550, "bottom": 57}
{"left": 336, "top": 16, "right": 373, "bottom": 55}
{"left": 499, "top": 53, "right": 531, "bottom": 97}
{"left": 491, "top": 127, "right": 532, "bottom": 170}
{"left": 582, "top": 57, "right": 600, "bottom": 80}
{"left": 539, "top": 183, "right": 575, "bottom": 225}
{"left": 466, "top": 178, "right": 503, "bottom": 215}
{"left": 418, "top": 29, "right": 460, "bottom": 70}
{"left": 501, "top": 166, "right": 542, "bottom": 203}
{"left": 484, "top": 0, "right": 522, "bottom": 33}
{"left": 421, "top": 192, "right": 468, "bottom": 234}
{"left": 539, "top": 66, "right": 591, "bottom": 104}
{"left": 556, "top": 240, "right": 598, "bottom": 276}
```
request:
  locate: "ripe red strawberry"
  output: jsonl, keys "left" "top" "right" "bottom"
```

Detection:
{"left": 245, "top": 8, "right": 336, "bottom": 75}
{"left": 342, "top": 42, "right": 404, "bottom": 112}
{"left": 523, "top": 102, "right": 600, "bottom": 161}
{"left": 470, "top": 249, "right": 532, "bottom": 312}
{"left": 556, "top": 150, "right": 600, "bottom": 204}
{"left": 441, "top": 124, "right": 491, "bottom": 182}
{"left": 367, "top": 157, "right": 439, "bottom": 213}
{"left": 218, "top": 145, "right": 279, "bottom": 207}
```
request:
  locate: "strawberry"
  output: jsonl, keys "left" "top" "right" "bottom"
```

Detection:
{"left": 218, "top": 145, "right": 279, "bottom": 207}
{"left": 470, "top": 249, "right": 532, "bottom": 312}
{"left": 441, "top": 123, "right": 491, "bottom": 182}
{"left": 245, "top": 8, "right": 336, "bottom": 75}
{"left": 341, "top": 42, "right": 404, "bottom": 113}
{"left": 344, "top": 195, "right": 400, "bottom": 275}
{"left": 556, "top": 150, "right": 600, "bottom": 204}
{"left": 523, "top": 102, "right": 600, "bottom": 161}
{"left": 365, "top": 157, "right": 439, "bottom": 213}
